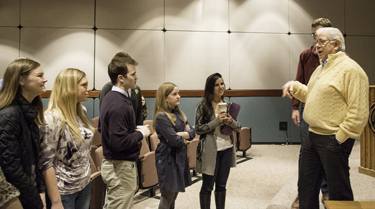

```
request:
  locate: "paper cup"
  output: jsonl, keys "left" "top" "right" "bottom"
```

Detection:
{"left": 218, "top": 103, "right": 227, "bottom": 113}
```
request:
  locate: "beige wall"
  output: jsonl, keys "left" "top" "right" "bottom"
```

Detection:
{"left": 1, "top": 0, "right": 374, "bottom": 90}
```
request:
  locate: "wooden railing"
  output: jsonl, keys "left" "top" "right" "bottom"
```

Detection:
{"left": 359, "top": 85, "right": 375, "bottom": 178}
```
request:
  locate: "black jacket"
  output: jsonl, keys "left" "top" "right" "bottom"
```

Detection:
{"left": 0, "top": 93, "right": 45, "bottom": 209}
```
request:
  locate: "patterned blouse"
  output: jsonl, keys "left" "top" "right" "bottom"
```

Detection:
{"left": 0, "top": 167, "right": 20, "bottom": 207}
{"left": 40, "top": 110, "right": 93, "bottom": 195}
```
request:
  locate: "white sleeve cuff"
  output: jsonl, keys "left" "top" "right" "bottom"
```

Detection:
{"left": 335, "top": 135, "right": 343, "bottom": 143}
{"left": 139, "top": 130, "right": 145, "bottom": 138}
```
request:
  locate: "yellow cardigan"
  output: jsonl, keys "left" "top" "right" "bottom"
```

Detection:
{"left": 292, "top": 52, "right": 369, "bottom": 143}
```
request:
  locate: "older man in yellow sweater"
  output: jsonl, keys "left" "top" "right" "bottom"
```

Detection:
{"left": 282, "top": 27, "right": 369, "bottom": 209}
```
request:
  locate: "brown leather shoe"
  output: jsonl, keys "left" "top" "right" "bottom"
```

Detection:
{"left": 291, "top": 195, "right": 299, "bottom": 209}
{"left": 321, "top": 194, "right": 329, "bottom": 204}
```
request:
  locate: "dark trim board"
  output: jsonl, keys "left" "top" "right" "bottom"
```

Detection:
{"left": 41, "top": 89, "right": 282, "bottom": 98}
{"left": 251, "top": 142, "right": 301, "bottom": 145}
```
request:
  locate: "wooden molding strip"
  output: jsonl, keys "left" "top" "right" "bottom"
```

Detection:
{"left": 41, "top": 89, "right": 282, "bottom": 98}
{"left": 41, "top": 91, "right": 100, "bottom": 98}
{"left": 358, "top": 166, "right": 375, "bottom": 178}
{"left": 143, "top": 89, "right": 282, "bottom": 97}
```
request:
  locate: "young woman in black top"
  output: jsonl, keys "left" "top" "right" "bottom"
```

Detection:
{"left": 0, "top": 58, "right": 48, "bottom": 209}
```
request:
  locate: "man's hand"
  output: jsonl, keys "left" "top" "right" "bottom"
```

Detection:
{"left": 140, "top": 125, "right": 151, "bottom": 137}
{"left": 292, "top": 110, "right": 300, "bottom": 127}
{"left": 282, "top": 81, "right": 295, "bottom": 99}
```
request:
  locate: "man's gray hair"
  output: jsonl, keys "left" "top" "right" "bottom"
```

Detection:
{"left": 316, "top": 27, "right": 345, "bottom": 52}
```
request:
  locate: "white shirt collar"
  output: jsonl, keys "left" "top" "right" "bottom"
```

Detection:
{"left": 111, "top": 86, "right": 129, "bottom": 97}
{"left": 321, "top": 51, "right": 343, "bottom": 70}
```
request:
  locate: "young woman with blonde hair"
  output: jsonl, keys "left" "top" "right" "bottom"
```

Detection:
{"left": 40, "top": 68, "right": 94, "bottom": 209}
{"left": 153, "top": 82, "right": 195, "bottom": 209}
{"left": 0, "top": 58, "right": 48, "bottom": 209}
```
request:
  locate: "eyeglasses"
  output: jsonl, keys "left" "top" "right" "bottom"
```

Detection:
{"left": 315, "top": 39, "right": 331, "bottom": 47}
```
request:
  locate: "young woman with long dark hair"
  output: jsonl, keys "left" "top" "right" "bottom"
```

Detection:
{"left": 195, "top": 73, "right": 241, "bottom": 209}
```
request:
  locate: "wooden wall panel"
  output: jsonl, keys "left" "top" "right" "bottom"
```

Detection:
{"left": 359, "top": 86, "right": 375, "bottom": 178}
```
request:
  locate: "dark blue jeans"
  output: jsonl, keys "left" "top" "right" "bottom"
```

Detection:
{"left": 298, "top": 108, "right": 328, "bottom": 195}
{"left": 200, "top": 147, "right": 233, "bottom": 194}
{"left": 61, "top": 182, "right": 91, "bottom": 209}
{"left": 299, "top": 133, "right": 355, "bottom": 209}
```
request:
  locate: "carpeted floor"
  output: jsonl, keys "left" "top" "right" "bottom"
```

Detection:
{"left": 132, "top": 139, "right": 375, "bottom": 209}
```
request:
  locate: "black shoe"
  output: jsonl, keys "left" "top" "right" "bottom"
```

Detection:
{"left": 200, "top": 192, "right": 211, "bottom": 209}
{"left": 215, "top": 191, "right": 226, "bottom": 209}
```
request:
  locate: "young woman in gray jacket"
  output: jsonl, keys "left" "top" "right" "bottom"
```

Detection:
{"left": 195, "top": 73, "right": 241, "bottom": 209}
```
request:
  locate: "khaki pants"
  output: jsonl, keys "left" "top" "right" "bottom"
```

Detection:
{"left": 102, "top": 159, "right": 137, "bottom": 209}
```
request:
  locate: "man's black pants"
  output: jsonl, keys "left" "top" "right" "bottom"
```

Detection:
{"left": 299, "top": 132, "right": 355, "bottom": 209}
